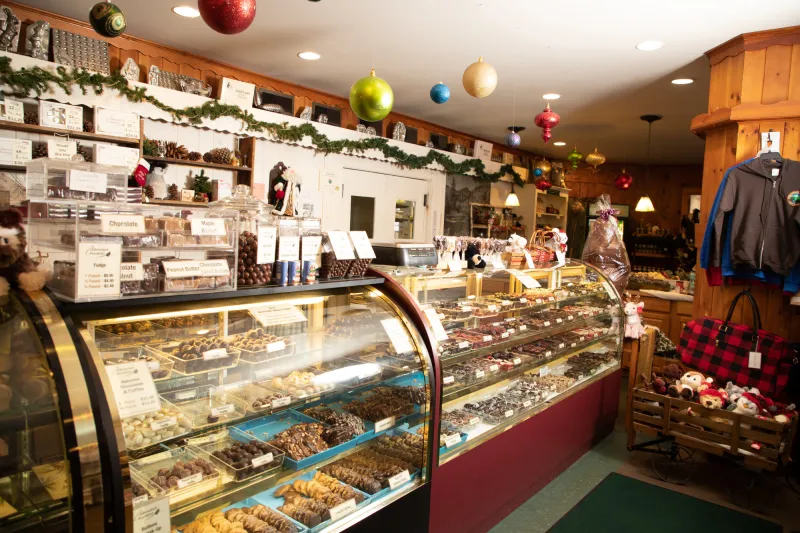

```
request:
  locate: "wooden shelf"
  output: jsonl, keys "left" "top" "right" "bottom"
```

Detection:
{"left": 145, "top": 199, "right": 208, "bottom": 208}
{"left": 144, "top": 156, "right": 252, "bottom": 172}
{"left": 471, "top": 224, "right": 489, "bottom": 228}
{"left": 0, "top": 163, "right": 25, "bottom": 172}
{"left": 538, "top": 212, "right": 563, "bottom": 218}
{"left": 0, "top": 120, "right": 140, "bottom": 146}
{"left": 633, "top": 252, "right": 668, "bottom": 258}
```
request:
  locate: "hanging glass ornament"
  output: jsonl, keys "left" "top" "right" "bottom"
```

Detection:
{"left": 505, "top": 131, "right": 521, "bottom": 148}
{"left": 585, "top": 147, "right": 607, "bottom": 172}
{"left": 89, "top": 1, "right": 127, "bottom": 38}
{"left": 533, "top": 168, "right": 543, "bottom": 177}
{"left": 615, "top": 169, "right": 633, "bottom": 190}
{"left": 462, "top": 57, "right": 498, "bottom": 98}
{"left": 198, "top": 0, "right": 257, "bottom": 35}
{"left": 533, "top": 103, "right": 560, "bottom": 143}
{"left": 534, "top": 158, "right": 551, "bottom": 176}
{"left": 349, "top": 69, "right": 394, "bottom": 121}
{"left": 535, "top": 178, "right": 553, "bottom": 191}
{"left": 567, "top": 146, "right": 583, "bottom": 169}
{"left": 430, "top": 82, "right": 450, "bottom": 104}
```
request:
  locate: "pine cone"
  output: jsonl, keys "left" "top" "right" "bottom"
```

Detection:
{"left": 143, "top": 185, "right": 155, "bottom": 199}
{"left": 32, "top": 142, "right": 47, "bottom": 159}
{"left": 77, "top": 143, "right": 93, "bottom": 163}
{"left": 165, "top": 142, "right": 189, "bottom": 160}
{"left": 207, "top": 147, "right": 232, "bottom": 165}
{"left": 203, "top": 152, "right": 212, "bottom": 163}
{"left": 24, "top": 111, "right": 38, "bottom": 125}
{"left": 83, "top": 120, "right": 94, "bottom": 133}
{"left": 187, "top": 151, "right": 202, "bottom": 161}
{"left": 167, "top": 183, "right": 179, "bottom": 200}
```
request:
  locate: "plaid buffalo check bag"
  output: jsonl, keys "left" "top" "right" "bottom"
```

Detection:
{"left": 679, "top": 289, "right": 794, "bottom": 396}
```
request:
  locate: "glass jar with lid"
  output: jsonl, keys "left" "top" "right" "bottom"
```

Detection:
{"left": 210, "top": 184, "right": 276, "bottom": 288}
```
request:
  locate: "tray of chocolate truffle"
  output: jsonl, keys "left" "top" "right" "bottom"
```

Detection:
{"left": 216, "top": 382, "right": 294, "bottom": 414}
{"left": 225, "top": 328, "right": 295, "bottom": 363}
{"left": 340, "top": 385, "right": 424, "bottom": 442}
{"left": 93, "top": 320, "right": 164, "bottom": 348}
{"left": 160, "top": 385, "right": 248, "bottom": 429}
{"left": 253, "top": 469, "right": 371, "bottom": 531}
{"left": 129, "top": 446, "right": 221, "bottom": 504}
{"left": 562, "top": 350, "right": 617, "bottom": 380}
{"left": 442, "top": 358, "right": 501, "bottom": 389}
{"left": 441, "top": 408, "right": 482, "bottom": 432}
{"left": 188, "top": 427, "right": 285, "bottom": 483}
{"left": 102, "top": 347, "right": 173, "bottom": 381}
{"left": 435, "top": 300, "right": 475, "bottom": 322}
{"left": 257, "top": 370, "right": 337, "bottom": 400}
{"left": 234, "top": 410, "right": 362, "bottom": 470}
{"left": 154, "top": 314, "right": 218, "bottom": 341}
{"left": 179, "top": 500, "right": 307, "bottom": 533}
{"left": 404, "top": 422, "right": 467, "bottom": 454}
{"left": 122, "top": 405, "right": 194, "bottom": 450}
{"left": 146, "top": 338, "right": 241, "bottom": 375}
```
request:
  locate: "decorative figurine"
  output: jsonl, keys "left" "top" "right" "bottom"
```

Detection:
{"left": 146, "top": 166, "right": 168, "bottom": 199}
{"left": 426, "top": 140, "right": 434, "bottom": 148}
{"left": 179, "top": 78, "right": 212, "bottom": 97}
{"left": 366, "top": 126, "right": 377, "bottom": 136}
{"left": 0, "top": 6, "right": 19, "bottom": 53}
{"left": 121, "top": 57, "right": 140, "bottom": 82}
{"left": 392, "top": 122, "right": 406, "bottom": 142}
{"left": 148, "top": 65, "right": 160, "bottom": 86}
{"left": 356, "top": 124, "right": 367, "bottom": 134}
{"left": 317, "top": 114, "right": 328, "bottom": 124}
{"left": 551, "top": 162, "right": 566, "bottom": 187}
{"left": 0, "top": 209, "right": 48, "bottom": 296}
{"left": 24, "top": 21, "right": 49, "bottom": 60}
{"left": 299, "top": 106, "right": 312, "bottom": 121}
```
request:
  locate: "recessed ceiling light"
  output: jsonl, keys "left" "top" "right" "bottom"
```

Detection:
{"left": 553, "top": 141, "right": 566, "bottom": 147}
{"left": 542, "top": 93, "right": 561, "bottom": 100}
{"left": 172, "top": 5, "right": 200, "bottom": 17}
{"left": 671, "top": 78, "right": 694, "bottom": 85}
{"left": 636, "top": 41, "right": 664, "bottom": 51}
{"left": 298, "top": 51, "right": 321, "bottom": 61}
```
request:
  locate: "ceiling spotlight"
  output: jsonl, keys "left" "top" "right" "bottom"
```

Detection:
{"left": 298, "top": 51, "right": 321, "bottom": 61}
{"left": 671, "top": 78, "right": 694, "bottom": 85}
{"left": 553, "top": 141, "right": 566, "bottom": 147}
{"left": 636, "top": 41, "right": 664, "bottom": 51}
{"left": 172, "top": 5, "right": 200, "bottom": 17}
{"left": 542, "top": 93, "right": 561, "bottom": 100}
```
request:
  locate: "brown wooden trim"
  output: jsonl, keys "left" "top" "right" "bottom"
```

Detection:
{"left": 691, "top": 100, "right": 800, "bottom": 136}
{"left": 707, "top": 25, "right": 800, "bottom": 66}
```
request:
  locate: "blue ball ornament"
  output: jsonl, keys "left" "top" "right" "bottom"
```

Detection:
{"left": 430, "top": 83, "right": 451, "bottom": 104}
{"left": 534, "top": 168, "right": 543, "bottom": 177}
{"left": 505, "top": 132, "right": 521, "bottom": 148}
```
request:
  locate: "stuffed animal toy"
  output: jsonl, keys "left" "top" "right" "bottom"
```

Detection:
{"left": 465, "top": 243, "right": 486, "bottom": 269}
{"left": 729, "top": 391, "right": 761, "bottom": 417}
{"left": 146, "top": 165, "right": 167, "bottom": 199}
{"left": 698, "top": 388, "right": 730, "bottom": 424}
{"left": 0, "top": 209, "right": 48, "bottom": 296}
{"left": 642, "top": 372, "right": 668, "bottom": 395}
{"left": 623, "top": 299, "right": 645, "bottom": 339}
{"left": 661, "top": 363, "right": 684, "bottom": 384}
{"left": 724, "top": 381, "right": 748, "bottom": 404}
{"left": 508, "top": 233, "right": 527, "bottom": 250}
{"left": 668, "top": 370, "right": 713, "bottom": 400}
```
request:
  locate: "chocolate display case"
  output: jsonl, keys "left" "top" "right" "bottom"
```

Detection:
{"left": 2, "top": 275, "right": 435, "bottom": 533}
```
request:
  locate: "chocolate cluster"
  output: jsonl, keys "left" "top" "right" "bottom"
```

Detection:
{"left": 342, "top": 386, "right": 422, "bottom": 422}
{"left": 238, "top": 231, "right": 273, "bottom": 286}
{"left": 303, "top": 406, "right": 366, "bottom": 445}
{"left": 228, "top": 328, "right": 287, "bottom": 359}
{"left": 346, "top": 258, "right": 372, "bottom": 278}
{"left": 269, "top": 423, "right": 330, "bottom": 460}
{"left": 320, "top": 252, "right": 351, "bottom": 279}
{"left": 464, "top": 396, "right": 518, "bottom": 423}
{"left": 149, "top": 458, "right": 217, "bottom": 490}
{"left": 211, "top": 439, "right": 281, "bottom": 480}
{"left": 169, "top": 338, "right": 231, "bottom": 361}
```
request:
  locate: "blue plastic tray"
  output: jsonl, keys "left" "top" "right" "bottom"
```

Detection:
{"left": 300, "top": 396, "right": 411, "bottom": 444}
{"left": 234, "top": 410, "right": 360, "bottom": 470}
{"left": 222, "top": 498, "right": 308, "bottom": 533}
{"left": 253, "top": 470, "right": 371, "bottom": 533}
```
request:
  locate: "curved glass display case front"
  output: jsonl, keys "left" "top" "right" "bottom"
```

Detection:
{"left": 380, "top": 260, "right": 622, "bottom": 465}
{"left": 65, "top": 280, "right": 434, "bottom": 532}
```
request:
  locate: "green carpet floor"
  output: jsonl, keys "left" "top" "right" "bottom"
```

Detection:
{"left": 548, "top": 473, "right": 782, "bottom": 533}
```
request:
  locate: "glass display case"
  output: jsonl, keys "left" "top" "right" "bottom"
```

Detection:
{"left": 0, "top": 277, "right": 434, "bottom": 532}
{"left": 378, "top": 260, "right": 622, "bottom": 465}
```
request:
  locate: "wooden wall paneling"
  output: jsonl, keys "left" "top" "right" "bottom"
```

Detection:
{"left": 137, "top": 54, "right": 163, "bottom": 81}
{"left": 713, "top": 57, "right": 732, "bottom": 113}
{"left": 728, "top": 53, "right": 745, "bottom": 107}
{"left": 788, "top": 44, "right": 800, "bottom": 101}
{"left": 708, "top": 61, "right": 723, "bottom": 112}
{"left": 783, "top": 119, "right": 800, "bottom": 160}
{"left": 179, "top": 63, "right": 203, "bottom": 82}
{"left": 741, "top": 49, "right": 767, "bottom": 105}
{"left": 107, "top": 45, "right": 121, "bottom": 75}
{"left": 761, "top": 45, "right": 794, "bottom": 104}
{"left": 160, "top": 58, "right": 180, "bottom": 75}
{"left": 735, "top": 121, "right": 760, "bottom": 162}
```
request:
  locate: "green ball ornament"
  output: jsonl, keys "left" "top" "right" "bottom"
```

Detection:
{"left": 349, "top": 69, "right": 394, "bottom": 122}
{"left": 90, "top": 2, "right": 127, "bottom": 38}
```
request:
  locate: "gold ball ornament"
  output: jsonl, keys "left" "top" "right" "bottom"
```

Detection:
{"left": 585, "top": 147, "right": 607, "bottom": 172}
{"left": 534, "top": 159, "right": 552, "bottom": 176}
{"left": 462, "top": 56, "right": 498, "bottom": 98}
{"left": 349, "top": 69, "right": 394, "bottom": 122}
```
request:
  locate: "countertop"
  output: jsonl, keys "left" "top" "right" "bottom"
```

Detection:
{"left": 638, "top": 289, "right": 694, "bottom": 302}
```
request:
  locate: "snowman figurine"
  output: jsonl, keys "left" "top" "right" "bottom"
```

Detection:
{"left": 146, "top": 166, "right": 168, "bottom": 199}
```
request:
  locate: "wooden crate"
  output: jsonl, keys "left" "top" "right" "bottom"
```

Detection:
{"left": 626, "top": 327, "right": 798, "bottom": 472}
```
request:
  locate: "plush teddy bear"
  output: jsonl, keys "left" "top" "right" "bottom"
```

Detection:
{"left": 465, "top": 243, "right": 486, "bottom": 269}
{"left": 698, "top": 388, "right": 730, "bottom": 424}
{"left": 661, "top": 363, "right": 684, "bottom": 383}
{"left": 0, "top": 209, "right": 48, "bottom": 296}
{"left": 668, "top": 370, "right": 713, "bottom": 400}
{"left": 642, "top": 372, "right": 668, "bottom": 395}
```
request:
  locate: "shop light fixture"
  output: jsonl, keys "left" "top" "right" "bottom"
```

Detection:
{"left": 635, "top": 41, "right": 664, "bottom": 51}
{"left": 505, "top": 185, "right": 520, "bottom": 207}
{"left": 542, "top": 93, "right": 561, "bottom": 100}
{"left": 635, "top": 196, "right": 656, "bottom": 212}
{"left": 553, "top": 141, "right": 566, "bottom": 147}
{"left": 671, "top": 78, "right": 694, "bottom": 85}
{"left": 298, "top": 51, "right": 321, "bottom": 61}
{"left": 172, "top": 5, "right": 200, "bottom": 18}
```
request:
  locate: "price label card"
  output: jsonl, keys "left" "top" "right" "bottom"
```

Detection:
{"left": 1, "top": 99, "right": 23, "bottom": 122}
{"left": 543, "top": 321, "right": 551, "bottom": 327}
{"left": 749, "top": 351, "right": 762, "bottom": 369}
{"left": 211, "top": 404, "right": 235, "bottom": 417}
{"left": 457, "top": 341, "right": 470, "bottom": 350}
{"left": 76, "top": 241, "right": 121, "bottom": 298}
{"left": 203, "top": 348, "right": 228, "bottom": 361}
{"left": 101, "top": 214, "right": 145, "bottom": 234}
{"left": 579, "top": 336, "right": 585, "bottom": 342}
{"left": 199, "top": 260, "right": 230, "bottom": 277}
{"left": 443, "top": 376, "right": 455, "bottom": 385}
{"left": 388, "top": 470, "right": 411, "bottom": 490}
{"left": 535, "top": 298, "right": 543, "bottom": 304}
{"left": 256, "top": 226, "right": 277, "bottom": 264}
{"left": 301, "top": 235, "right": 322, "bottom": 262}
{"left": 175, "top": 390, "right": 197, "bottom": 401}
{"left": 501, "top": 300, "right": 512, "bottom": 306}
{"left": 95, "top": 107, "right": 140, "bottom": 139}
{"left": 0, "top": 138, "right": 31, "bottom": 165}
{"left": 150, "top": 417, "right": 177, "bottom": 431}
{"left": 105, "top": 361, "right": 161, "bottom": 418}
{"left": 375, "top": 416, "right": 396, "bottom": 432}
{"left": 507, "top": 328, "right": 515, "bottom": 335}
{"left": 444, "top": 434, "right": 462, "bottom": 448}
{"left": 146, "top": 361, "right": 160, "bottom": 372}
{"left": 132, "top": 495, "right": 148, "bottom": 506}
{"left": 469, "top": 417, "right": 480, "bottom": 425}
{"left": 545, "top": 350, "right": 553, "bottom": 357}
{"left": 329, "top": 499, "right": 357, "bottom": 521}
{"left": 327, "top": 231, "right": 356, "bottom": 260}
{"left": 487, "top": 304, "right": 498, "bottom": 312}
{"left": 272, "top": 397, "right": 291, "bottom": 409}
{"left": 177, "top": 473, "right": 203, "bottom": 489}
{"left": 460, "top": 306, "right": 472, "bottom": 312}
{"left": 491, "top": 258, "right": 506, "bottom": 270}
{"left": 523, "top": 250, "right": 534, "bottom": 268}
{"left": 501, "top": 332, "right": 509, "bottom": 339}
{"left": 348, "top": 231, "right": 376, "bottom": 259}
{"left": 483, "top": 335, "right": 493, "bottom": 342}
{"left": 475, "top": 370, "right": 485, "bottom": 379}
{"left": 47, "top": 139, "right": 77, "bottom": 161}
{"left": 507, "top": 269, "right": 541, "bottom": 289}
{"left": 94, "top": 144, "right": 140, "bottom": 172}
{"left": 267, "top": 340, "right": 287, "bottom": 353}
{"left": 513, "top": 358, "right": 522, "bottom": 365}
{"left": 447, "top": 259, "right": 462, "bottom": 273}
{"left": 381, "top": 318, "right": 414, "bottom": 354}
{"left": 423, "top": 308, "right": 449, "bottom": 342}
{"left": 571, "top": 342, "right": 577, "bottom": 348}
{"left": 69, "top": 169, "right": 107, "bottom": 193}
{"left": 556, "top": 318, "right": 563, "bottom": 324}
{"left": 250, "top": 305, "right": 307, "bottom": 327}
{"left": 120, "top": 263, "right": 144, "bottom": 282}
{"left": 251, "top": 453, "right": 274, "bottom": 467}
{"left": 277, "top": 236, "right": 300, "bottom": 262}
{"left": 567, "top": 315, "right": 574, "bottom": 321}
{"left": 520, "top": 298, "right": 528, "bottom": 303}
{"left": 523, "top": 400, "right": 532, "bottom": 408}
{"left": 191, "top": 218, "right": 227, "bottom": 236}
{"left": 133, "top": 496, "right": 170, "bottom": 533}
{"left": 504, "top": 410, "right": 514, "bottom": 418}
{"left": 558, "top": 343, "right": 565, "bottom": 349}
{"left": 519, "top": 325, "right": 527, "bottom": 331}
{"left": 489, "top": 364, "right": 499, "bottom": 372}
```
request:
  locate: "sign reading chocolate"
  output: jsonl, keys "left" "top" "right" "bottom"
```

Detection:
{"left": 120, "top": 263, "right": 144, "bottom": 281}
{"left": 101, "top": 214, "right": 145, "bottom": 234}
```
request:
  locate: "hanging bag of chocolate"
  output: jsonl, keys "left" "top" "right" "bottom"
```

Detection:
{"left": 581, "top": 194, "right": 630, "bottom": 293}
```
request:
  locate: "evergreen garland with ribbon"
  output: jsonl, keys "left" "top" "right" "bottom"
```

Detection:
{"left": 0, "top": 57, "right": 524, "bottom": 186}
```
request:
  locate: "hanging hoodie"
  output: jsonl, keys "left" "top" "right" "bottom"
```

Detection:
{"left": 712, "top": 158, "right": 800, "bottom": 276}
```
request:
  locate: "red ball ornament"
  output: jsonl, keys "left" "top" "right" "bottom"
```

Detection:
{"left": 534, "top": 103, "right": 560, "bottom": 144}
{"left": 535, "top": 179, "right": 553, "bottom": 191}
{"left": 198, "top": 0, "right": 256, "bottom": 35}
{"left": 615, "top": 169, "right": 633, "bottom": 190}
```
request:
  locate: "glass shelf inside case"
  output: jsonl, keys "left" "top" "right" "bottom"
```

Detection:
{"left": 384, "top": 260, "right": 622, "bottom": 464}
{"left": 74, "top": 282, "right": 433, "bottom": 531}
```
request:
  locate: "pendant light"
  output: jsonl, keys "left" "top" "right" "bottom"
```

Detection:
{"left": 505, "top": 184, "right": 520, "bottom": 207}
{"left": 635, "top": 114, "right": 661, "bottom": 213}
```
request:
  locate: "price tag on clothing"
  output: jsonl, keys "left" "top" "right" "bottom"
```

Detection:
{"left": 748, "top": 351, "right": 762, "bottom": 370}
{"left": 105, "top": 361, "right": 160, "bottom": 419}
{"left": 375, "top": 416, "right": 396, "bottom": 432}
{"left": 329, "top": 499, "right": 357, "bottom": 521}
{"left": 444, "top": 433, "right": 462, "bottom": 448}
{"left": 133, "top": 496, "right": 170, "bottom": 533}
{"left": 381, "top": 318, "right": 414, "bottom": 354}
{"left": 251, "top": 453, "right": 274, "bottom": 467}
{"left": 424, "top": 308, "right": 449, "bottom": 342}
{"left": 348, "top": 231, "right": 376, "bottom": 259}
{"left": 388, "top": 470, "right": 411, "bottom": 490}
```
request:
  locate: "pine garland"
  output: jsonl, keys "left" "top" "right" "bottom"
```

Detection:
{"left": 0, "top": 57, "right": 524, "bottom": 186}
